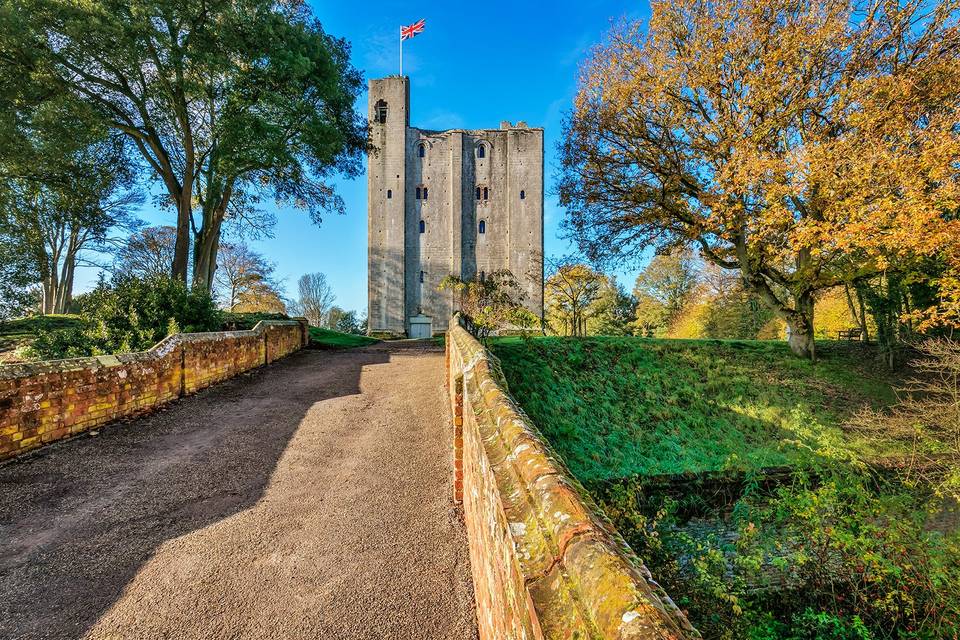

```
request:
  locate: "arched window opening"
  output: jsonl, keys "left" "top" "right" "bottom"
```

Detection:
{"left": 477, "top": 144, "right": 485, "bottom": 158}
{"left": 520, "top": 190, "right": 525, "bottom": 200}
{"left": 476, "top": 186, "right": 481, "bottom": 200}
{"left": 478, "top": 220, "right": 486, "bottom": 234}
{"left": 423, "top": 187, "right": 428, "bottom": 200}
{"left": 483, "top": 187, "right": 489, "bottom": 200}
{"left": 375, "top": 100, "right": 388, "bottom": 124}
{"left": 416, "top": 187, "right": 422, "bottom": 200}
{"left": 480, "top": 270, "right": 486, "bottom": 282}
{"left": 387, "top": 189, "right": 392, "bottom": 199}
{"left": 419, "top": 220, "right": 425, "bottom": 233}
{"left": 418, "top": 143, "right": 425, "bottom": 158}
{"left": 419, "top": 270, "right": 425, "bottom": 283}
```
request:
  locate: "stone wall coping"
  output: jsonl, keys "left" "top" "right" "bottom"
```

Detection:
{"left": 449, "top": 315, "right": 699, "bottom": 639}
{"left": 0, "top": 318, "right": 308, "bottom": 381}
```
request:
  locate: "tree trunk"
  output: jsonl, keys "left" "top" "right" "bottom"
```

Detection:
{"left": 54, "top": 253, "right": 76, "bottom": 314}
{"left": 38, "top": 242, "right": 56, "bottom": 315}
{"left": 171, "top": 193, "right": 192, "bottom": 283}
{"left": 53, "top": 231, "right": 79, "bottom": 314}
{"left": 41, "top": 276, "right": 56, "bottom": 315}
{"left": 41, "top": 254, "right": 57, "bottom": 315}
{"left": 192, "top": 218, "right": 222, "bottom": 293}
{"left": 785, "top": 292, "right": 816, "bottom": 360}
{"left": 855, "top": 287, "right": 869, "bottom": 343}
{"left": 192, "top": 182, "right": 231, "bottom": 293}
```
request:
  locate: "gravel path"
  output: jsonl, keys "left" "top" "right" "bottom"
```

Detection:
{"left": 0, "top": 342, "right": 477, "bottom": 640}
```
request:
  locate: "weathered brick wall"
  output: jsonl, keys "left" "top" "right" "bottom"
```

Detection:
{"left": 0, "top": 319, "right": 308, "bottom": 461}
{"left": 446, "top": 317, "right": 700, "bottom": 640}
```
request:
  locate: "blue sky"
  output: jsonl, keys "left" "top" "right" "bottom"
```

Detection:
{"left": 77, "top": 1, "right": 651, "bottom": 315}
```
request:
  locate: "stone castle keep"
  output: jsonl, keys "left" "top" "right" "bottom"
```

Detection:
{"left": 367, "top": 76, "right": 544, "bottom": 337}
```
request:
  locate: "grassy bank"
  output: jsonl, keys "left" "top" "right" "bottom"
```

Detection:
{"left": 490, "top": 337, "right": 959, "bottom": 638}
{"left": 0, "top": 315, "right": 82, "bottom": 363}
{"left": 308, "top": 326, "right": 378, "bottom": 349}
{"left": 491, "top": 337, "right": 904, "bottom": 482}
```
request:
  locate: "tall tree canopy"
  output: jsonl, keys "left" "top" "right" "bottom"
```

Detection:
{"left": 0, "top": 231, "right": 35, "bottom": 322}
{"left": 560, "top": 0, "right": 960, "bottom": 358}
{"left": 2, "top": 0, "right": 367, "bottom": 290}
{"left": 0, "top": 96, "right": 140, "bottom": 314}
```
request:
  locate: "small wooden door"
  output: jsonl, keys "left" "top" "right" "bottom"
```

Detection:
{"left": 408, "top": 315, "right": 433, "bottom": 338}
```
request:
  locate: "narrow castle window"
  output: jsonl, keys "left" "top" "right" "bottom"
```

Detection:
{"left": 476, "top": 186, "right": 481, "bottom": 200}
{"left": 520, "top": 190, "right": 525, "bottom": 200}
{"left": 478, "top": 220, "right": 486, "bottom": 234}
{"left": 419, "top": 220, "right": 425, "bottom": 233}
{"left": 480, "top": 270, "right": 486, "bottom": 282}
{"left": 416, "top": 187, "right": 422, "bottom": 200}
{"left": 418, "top": 143, "right": 425, "bottom": 158}
{"left": 375, "top": 100, "right": 387, "bottom": 124}
{"left": 477, "top": 144, "right": 485, "bottom": 158}
{"left": 419, "top": 270, "right": 425, "bottom": 283}
{"left": 423, "top": 187, "right": 428, "bottom": 200}
{"left": 483, "top": 187, "right": 489, "bottom": 200}
{"left": 387, "top": 189, "right": 392, "bottom": 199}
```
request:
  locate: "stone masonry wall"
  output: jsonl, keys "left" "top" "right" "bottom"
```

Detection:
{"left": 446, "top": 317, "right": 699, "bottom": 640}
{"left": 368, "top": 75, "right": 545, "bottom": 337}
{"left": 0, "top": 319, "right": 309, "bottom": 462}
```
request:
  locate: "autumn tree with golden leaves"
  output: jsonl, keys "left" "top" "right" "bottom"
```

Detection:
{"left": 560, "top": 0, "right": 960, "bottom": 359}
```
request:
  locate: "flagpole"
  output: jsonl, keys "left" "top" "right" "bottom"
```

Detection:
{"left": 399, "top": 28, "right": 403, "bottom": 76}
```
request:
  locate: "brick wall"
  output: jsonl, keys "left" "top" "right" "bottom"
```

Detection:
{"left": 0, "top": 319, "right": 309, "bottom": 461}
{"left": 446, "top": 317, "right": 700, "bottom": 640}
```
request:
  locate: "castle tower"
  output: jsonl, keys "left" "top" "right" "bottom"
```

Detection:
{"left": 367, "top": 76, "right": 544, "bottom": 337}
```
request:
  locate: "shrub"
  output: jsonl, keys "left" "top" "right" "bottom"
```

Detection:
{"left": 595, "top": 469, "right": 960, "bottom": 640}
{"left": 29, "top": 275, "right": 220, "bottom": 359}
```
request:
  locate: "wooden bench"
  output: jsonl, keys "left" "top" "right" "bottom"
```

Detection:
{"left": 838, "top": 327, "right": 863, "bottom": 341}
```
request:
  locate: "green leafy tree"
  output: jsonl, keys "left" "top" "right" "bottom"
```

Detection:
{"left": 326, "top": 307, "right": 362, "bottom": 334}
{"left": 0, "top": 232, "right": 36, "bottom": 323}
{"left": 632, "top": 251, "right": 700, "bottom": 336}
{"left": 587, "top": 275, "right": 635, "bottom": 336}
{"left": 0, "top": 96, "right": 141, "bottom": 314}
{"left": 4, "top": 0, "right": 367, "bottom": 290}
{"left": 440, "top": 270, "right": 536, "bottom": 342}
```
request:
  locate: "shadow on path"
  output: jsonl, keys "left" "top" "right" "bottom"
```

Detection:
{"left": 0, "top": 343, "right": 475, "bottom": 640}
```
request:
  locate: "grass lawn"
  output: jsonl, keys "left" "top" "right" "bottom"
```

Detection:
{"left": 308, "top": 326, "right": 378, "bottom": 349}
{"left": 490, "top": 336, "right": 910, "bottom": 483}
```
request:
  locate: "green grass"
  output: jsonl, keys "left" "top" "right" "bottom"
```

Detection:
{"left": 490, "top": 336, "right": 906, "bottom": 483}
{"left": 0, "top": 315, "right": 82, "bottom": 360}
{"left": 308, "top": 326, "right": 378, "bottom": 349}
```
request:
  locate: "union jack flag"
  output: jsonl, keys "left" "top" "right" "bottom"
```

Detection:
{"left": 400, "top": 19, "right": 425, "bottom": 41}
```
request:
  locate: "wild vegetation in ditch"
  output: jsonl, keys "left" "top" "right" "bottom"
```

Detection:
{"left": 492, "top": 337, "right": 960, "bottom": 639}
